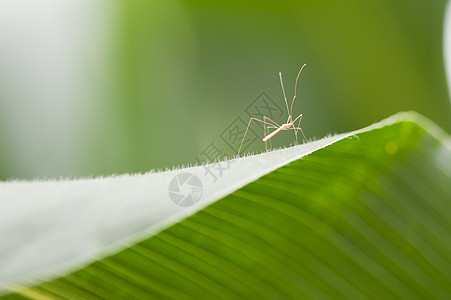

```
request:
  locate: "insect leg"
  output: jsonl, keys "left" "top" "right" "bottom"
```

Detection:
{"left": 238, "top": 117, "right": 278, "bottom": 155}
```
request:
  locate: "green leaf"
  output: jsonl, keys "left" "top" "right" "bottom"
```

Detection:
{"left": 1, "top": 111, "right": 450, "bottom": 299}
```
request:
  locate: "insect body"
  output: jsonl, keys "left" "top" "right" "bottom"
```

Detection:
{"left": 263, "top": 122, "right": 291, "bottom": 141}
{"left": 238, "top": 64, "right": 308, "bottom": 155}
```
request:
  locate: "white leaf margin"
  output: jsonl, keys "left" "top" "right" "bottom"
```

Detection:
{"left": 0, "top": 112, "right": 448, "bottom": 295}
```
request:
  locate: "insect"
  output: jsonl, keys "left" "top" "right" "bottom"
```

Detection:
{"left": 237, "top": 64, "right": 308, "bottom": 155}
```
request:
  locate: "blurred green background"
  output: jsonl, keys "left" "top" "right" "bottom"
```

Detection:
{"left": 0, "top": 0, "right": 450, "bottom": 180}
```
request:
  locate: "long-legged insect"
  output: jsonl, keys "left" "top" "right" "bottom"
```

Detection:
{"left": 237, "top": 64, "right": 308, "bottom": 155}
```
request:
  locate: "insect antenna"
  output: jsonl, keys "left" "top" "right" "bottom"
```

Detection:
{"left": 290, "top": 64, "right": 307, "bottom": 121}
{"left": 279, "top": 72, "right": 290, "bottom": 123}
